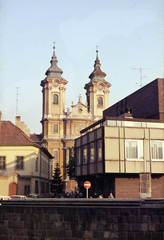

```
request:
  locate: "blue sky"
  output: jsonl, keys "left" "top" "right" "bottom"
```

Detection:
{"left": 0, "top": 0, "right": 163, "bottom": 133}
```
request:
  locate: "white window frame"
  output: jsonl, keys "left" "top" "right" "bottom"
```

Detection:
{"left": 125, "top": 140, "right": 143, "bottom": 161}
{"left": 83, "top": 145, "right": 87, "bottom": 164}
{"left": 151, "top": 140, "right": 164, "bottom": 161}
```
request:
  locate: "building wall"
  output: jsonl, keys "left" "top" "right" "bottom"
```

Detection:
{"left": 103, "top": 78, "right": 164, "bottom": 121}
{"left": 115, "top": 177, "right": 139, "bottom": 198}
{"left": 75, "top": 118, "right": 164, "bottom": 198}
{"left": 151, "top": 175, "right": 164, "bottom": 198}
{"left": 0, "top": 146, "right": 52, "bottom": 197}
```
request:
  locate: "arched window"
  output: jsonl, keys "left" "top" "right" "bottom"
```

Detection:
{"left": 53, "top": 94, "right": 58, "bottom": 104}
{"left": 98, "top": 97, "right": 103, "bottom": 106}
{"left": 53, "top": 124, "right": 58, "bottom": 133}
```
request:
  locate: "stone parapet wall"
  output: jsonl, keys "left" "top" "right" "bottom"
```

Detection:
{"left": 0, "top": 199, "right": 164, "bottom": 240}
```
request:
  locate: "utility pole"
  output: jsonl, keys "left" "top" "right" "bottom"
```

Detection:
{"left": 132, "top": 67, "right": 153, "bottom": 87}
{"left": 16, "top": 87, "right": 19, "bottom": 116}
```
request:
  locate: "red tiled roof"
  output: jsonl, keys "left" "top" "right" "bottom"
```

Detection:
{"left": 0, "top": 121, "right": 37, "bottom": 146}
{"left": 30, "top": 133, "right": 43, "bottom": 142}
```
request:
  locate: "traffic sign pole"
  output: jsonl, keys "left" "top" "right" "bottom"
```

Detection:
{"left": 84, "top": 181, "right": 91, "bottom": 198}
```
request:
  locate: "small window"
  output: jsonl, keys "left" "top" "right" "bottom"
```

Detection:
{"left": 151, "top": 141, "right": 163, "bottom": 160}
{"left": 53, "top": 94, "right": 58, "bottom": 104}
{"left": 97, "top": 140, "right": 102, "bottom": 161}
{"left": 54, "top": 150, "right": 58, "bottom": 161}
{"left": 125, "top": 140, "right": 143, "bottom": 160}
{"left": 16, "top": 156, "right": 24, "bottom": 170}
{"left": 35, "top": 180, "right": 39, "bottom": 194}
{"left": 83, "top": 145, "right": 87, "bottom": 164}
{"left": 35, "top": 157, "right": 38, "bottom": 172}
{"left": 53, "top": 124, "right": 58, "bottom": 133}
{"left": 77, "top": 148, "right": 81, "bottom": 165}
{"left": 0, "top": 156, "right": 6, "bottom": 170}
{"left": 90, "top": 142, "right": 95, "bottom": 162}
{"left": 98, "top": 97, "right": 103, "bottom": 106}
{"left": 46, "top": 182, "right": 49, "bottom": 193}
{"left": 24, "top": 185, "right": 30, "bottom": 195}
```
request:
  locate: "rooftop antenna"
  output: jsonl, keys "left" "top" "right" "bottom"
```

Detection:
{"left": 132, "top": 67, "right": 153, "bottom": 87}
{"left": 16, "top": 87, "right": 19, "bottom": 116}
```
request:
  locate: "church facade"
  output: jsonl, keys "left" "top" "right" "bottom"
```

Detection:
{"left": 40, "top": 47, "right": 111, "bottom": 180}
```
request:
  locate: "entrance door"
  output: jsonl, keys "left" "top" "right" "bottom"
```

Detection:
{"left": 9, "top": 182, "right": 17, "bottom": 196}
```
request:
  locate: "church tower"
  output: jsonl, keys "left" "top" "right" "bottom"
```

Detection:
{"left": 40, "top": 46, "right": 111, "bottom": 189}
{"left": 41, "top": 46, "right": 68, "bottom": 139}
{"left": 84, "top": 50, "right": 111, "bottom": 119}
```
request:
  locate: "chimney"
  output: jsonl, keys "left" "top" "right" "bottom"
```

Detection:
{"left": 15, "top": 115, "right": 30, "bottom": 137}
{"left": 15, "top": 116, "right": 21, "bottom": 128}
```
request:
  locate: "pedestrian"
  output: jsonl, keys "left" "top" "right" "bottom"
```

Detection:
{"left": 93, "top": 192, "right": 97, "bottom": 198}
{"left": 108, "top": 190, "right": 114, "bottom": 198}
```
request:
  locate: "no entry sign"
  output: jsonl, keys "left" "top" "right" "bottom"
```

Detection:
{"left": 84, "top": 181, "right": 91, "bottom": 189}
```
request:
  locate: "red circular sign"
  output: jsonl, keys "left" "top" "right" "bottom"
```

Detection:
{"left": 84, "top": 181, "right": 91, "bottom": 189}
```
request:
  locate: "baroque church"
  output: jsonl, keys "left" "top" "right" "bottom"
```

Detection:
{"left": 40, "top": 46, "right": 111, "bottom": 180}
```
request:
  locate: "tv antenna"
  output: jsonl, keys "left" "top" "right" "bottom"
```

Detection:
{"left": 16, "top": 87, "right": 19, "bottom": 116}
{"left": 132, "top": 67, "right": 153, "bottom": 87}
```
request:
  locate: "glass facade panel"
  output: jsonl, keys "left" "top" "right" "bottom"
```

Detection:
{"left": 83, "top": 145, "right": 87, "bottom": 164}
{"left": 97, "top": 140, "right": 102, "bottom": 161}
{"left": 77, "top": 148, "right": 81, "bottom": 165}
{"left": 90, "top": 143, "right": 95, "bottom": 162}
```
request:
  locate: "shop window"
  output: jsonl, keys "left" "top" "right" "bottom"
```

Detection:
{"left": 151, "top": 141, "right": 163, "bottom": 160}
{"left": 0, "top": 156, "right": 6, "bottom": 170}
{"left": 15, "top": 156, "right": 24, "bottom": 170}
{"left": 125, "top": 140, "right": 143, "bottom": 160}
{"left": 53, "top": 94, "right": 58, "bottom": 104}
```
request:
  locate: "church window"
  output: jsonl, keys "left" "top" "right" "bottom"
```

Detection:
{"left": 54, "top": 150, "right": 58, "bottom": 161}
{"left": 53, "top": 94, "right": 58, "bottom": 104}
{"left": 98, "top": 97, "right": 103, "bottom": 106}
{"left": 53, "top": 124, "right": 58, "bottom": 133}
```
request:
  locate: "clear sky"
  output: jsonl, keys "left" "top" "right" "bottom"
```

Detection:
{"left": 0, "top": 0, "right": 163, "bottom": 134}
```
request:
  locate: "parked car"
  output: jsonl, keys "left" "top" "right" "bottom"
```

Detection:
{"left": 10, "top": 195, "right": 27, "bottom": 200}
{"left": 0, "top": 196, "right": 11, "bottom": 200}
{"left": 27, "top": 194, "right": 39, "bottom": 199}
